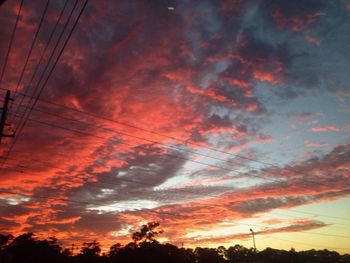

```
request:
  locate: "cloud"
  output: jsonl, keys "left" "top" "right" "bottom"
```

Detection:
{"left": 261, "top": 218, "right": 284, "bottom": 225}
{"left": 113, "top": 143, "right": 350, "bottom": 243}
{"left": 0, "top": 0, "right": 349, "bottom": 250}
{"left": 304, "top": 141, "right": 329, "bottom": 148}
{"left": 311, "top": 125, "right": 341, "bottom": 132}
{"left": 268, "top": 0, "right": 325, "bottom": 32}
{"left": 176, "top": 219, "right": 328, "bottom": 246}
{"left": 305, "top": 35, "right": 321, "bottom": 46}
{"left": 257, "top": 220, "right": 328, "bottom": 235}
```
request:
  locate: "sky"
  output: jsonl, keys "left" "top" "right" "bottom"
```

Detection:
{"left": 0, "top": 0, "right": 350, "bottom": 253}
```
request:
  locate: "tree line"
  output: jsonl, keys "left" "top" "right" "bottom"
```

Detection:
{"left": 0, "top": 222, "right": 349, "bottom": 263}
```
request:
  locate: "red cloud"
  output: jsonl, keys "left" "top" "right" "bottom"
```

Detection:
{"left": 187, "top": 85, "right": 237, "bottom": 107}
{"left": 272, "top": 10, "right": 318, "bottom": 32}
{"left": 311, "top": 125, "right": 340, "bottom": 132}
{"left": 0, "top": 0, "right": 346, "bottom": 251}
{"left": 224, "top": 77, "right": 250, "bottom": 89}
{"left": 253, "top": 70, "right": 281, "bottom": 84}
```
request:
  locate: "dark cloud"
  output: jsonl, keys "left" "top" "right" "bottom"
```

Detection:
{"left": 176, "top": 219, "right": 328, "bottom": 246}
{"left": 266, "top": 0, "right": 325, "bottom": 32}
{"left": 258, "top": 220, "right": 329, "bottom": 235}
{"left": 238, "top": 196, "right": 308, "bottom": 214}
{"left": 267, "top": 0, "right": 325, "bottom": 17}
{"left": 0, "top": 217, "right": 20, "bottom": 230}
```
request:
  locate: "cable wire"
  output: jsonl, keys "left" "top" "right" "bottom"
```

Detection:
{"left": 10, "top": 0, "right": 79, "bottom": 140}
{"left": 0, "top": 0, "right": 24, "bottom": 89}
{"left": 12, "top": 0, "right": 50, "bottom": 98}
{"left": 0, "top": 0, "right": 88, "bottom": 170}
{"left": 3, "top": 107, "right": 350, "bottom": 223}
{"left": 17, "top": 107, "right": 349, "bottom": 193}
{"left": 2, "top": 149, "right": 350, "bottom": 226}
{"left": 11, "top": 0, "right": 69, "bottom": 125}
{"left": 4, "top": 87, "right": 346, "bottom": 191}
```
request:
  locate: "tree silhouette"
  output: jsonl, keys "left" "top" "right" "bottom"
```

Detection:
{"left": 75, "top": 240, "right": 102, "bottom": 263}
{"left": 2, "top": 233, "right": 63, "bottom": 263}
{"left": 195, "top": 247, "right": 226, "bottom": 263}
{"left": 227, "top": 244, "right": 255, "bottom": 262}
{"left": 109, "top": 242, "right": 122, "bottom": 257}
{"left": 131, "top": 221, "right": 163, "bottom": 244}
{"left": 0, "top": 229, "right": 350, "bottom": 263}
{"left": 80, "top": 240, "right": 101, "bottom": 256}
{"left": 0, "top": 233, "right": 13, "bottom": 263}
{"left": 0, "top": 233, "right": 13, "bottom": 250}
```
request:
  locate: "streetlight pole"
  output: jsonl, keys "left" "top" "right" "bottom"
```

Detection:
{"left": 250, "top": 228, "right": 257, "bottom": 252}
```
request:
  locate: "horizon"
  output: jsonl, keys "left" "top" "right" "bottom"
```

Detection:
{"left": 0, "top": 0, "right": 349, "bottom": 254}
{"left": 1, "top": 229, "right": 350, "bottom": 256}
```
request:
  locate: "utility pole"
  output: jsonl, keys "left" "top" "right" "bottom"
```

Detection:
{"left": 0, "top": 90, "right": 15, "bottom": 143}
{"left": 250, "top": 228, "right": 257, "bottom": 252}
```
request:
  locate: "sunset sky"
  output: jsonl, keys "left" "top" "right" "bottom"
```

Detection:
{"left": 0, "top": 0, "right": 349, "bottom": 253}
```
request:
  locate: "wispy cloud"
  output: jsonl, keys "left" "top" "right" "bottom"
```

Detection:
{"left": 311, "top": 125, "right": 340, "bottom": 132}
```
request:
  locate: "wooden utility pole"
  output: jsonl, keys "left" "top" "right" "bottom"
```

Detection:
{"left": 0, "top": 90, "right": 15, "bottom": 143}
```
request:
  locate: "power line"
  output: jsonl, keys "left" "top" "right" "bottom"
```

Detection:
{"left": 0, "top": 1, "right": 344, "bottom": 197}
{"left": 0, "top": 0, "right": 24, "bottom": 88}
{"left": 5, "top": 109, "right": 350, "bottom": 223}
{"left": 0, "top": 0, "right": 89, "bottom": 169}
{"left": 25, "top": 116, "right": 283, "bottom": 184}
{"left": 5, "top": 89, "right": 349, "bottom": 224}
{"left": 2, "top": 86, "right": 348, "bottom": 199}
{"left": 2, "top": 189, "right": 346, "bottom": 251}
{"left": 18, "top": 106, "right": 349, "bottom": 193}
{"left": 1, "top": 87, "right": 274, "bottom": 167}
{"left": 261, "top": 213, "right": 350, "bottom": 228}
{"left": 278, "top": 209, "right": 350, "bottom": 222}
{"left": 30, "top": 106, "right": 249, "bottom": 170}
{"left": 2, "top": 148, "right": 350, "bottom": 227}
{"left": 12, "top": 0, "right": 50, "bottom": 98}
{"left": 0, "top": 1, "right": 348, "bottom": 250}
{"left": 0, "top": 0, "right": 348, "bottom": 239}
{"left": 0, "top": 157, "right": 234, "bottom": 202}
{"left": 36, "top": 99, "right": 279, "bottom": 169}
{"left": 144, "top": 209, "right": 350, "bottom": 240}
{"left": 23, "top": 109, "right": 350, "bottom": 221}
{"left": 4, "top": 111, "right": 256, "bottom": 178}
{"left": 4, "top": 87, "right": 347, "bottom": 191}
{"left": 5, "top": 104, "right": 265, "bottom": 189}
{"left": 15, "top": 113, "right": 350, "bottom": 225}
{"left": 11, "top": 0, "right": 69, "bottom": 126}
{"left": 10, "top": 0, "right": 79, "bottom": 138}
{"left": 2, "top": 142, "right": 349, "bottom": 234}
{"left": 3, "top": 0, "right": 51, "bottom": 143}
{"left": 3, "top": 105, "right": 350, "bottom": 224}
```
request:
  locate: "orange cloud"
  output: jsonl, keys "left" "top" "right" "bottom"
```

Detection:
{"left": 311, "top": 125, "right": 340, "bottom": 132}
